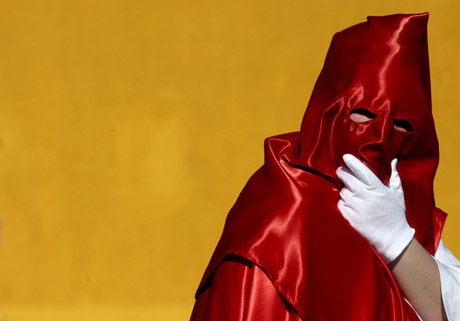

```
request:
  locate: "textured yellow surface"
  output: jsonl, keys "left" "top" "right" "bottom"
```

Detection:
{"left": 0, "top": 304, "right": 192, "bottom": 321}
{"left": 0, "top": 0, "right": 459, "bottom": 319}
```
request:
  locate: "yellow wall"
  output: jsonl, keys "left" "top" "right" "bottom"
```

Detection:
{"left": 0, "top": 1, "right": 459, "bottom": 320}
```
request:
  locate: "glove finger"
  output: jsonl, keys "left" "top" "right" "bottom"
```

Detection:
{"left": 337, "top": 200, "right": 355, "bottom": 225}
{"left": 388, "top": 158, "right": 401, "bottom": 189}
{"left": 336, "top": 166, "right": 363, "bottom": 193}
{"left": 388, "top": 158, "right": 405, "bottom": 206}
{"left": 339, "top": 186, "right": 354, "bottom": 203}
{"left": 339, "top": 188, "right": 371, "bottom": 216}
{"left": 337, "top": 199, "right": 350, "bottom": 215}
{"left": 342, "top": 154, "right": 382, "bottom": 187}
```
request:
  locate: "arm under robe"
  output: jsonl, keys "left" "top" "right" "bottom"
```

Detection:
{"left": 435, "top": 239, "right": 460, "bottom": 321}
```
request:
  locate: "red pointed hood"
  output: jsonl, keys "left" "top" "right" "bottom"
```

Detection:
{"left": 296, "top": 13, "right": 439, "bottom": 248}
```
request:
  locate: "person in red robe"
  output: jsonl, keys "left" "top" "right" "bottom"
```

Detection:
{"left": 190, "top": 13, "right": 460, "bottom": 320}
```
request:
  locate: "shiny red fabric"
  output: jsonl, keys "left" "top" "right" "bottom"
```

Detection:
{"left": 192, "top": 13, "right": 447, "bottom": 320}
{"left": 191, "top": 256, "right": 301, "bottom": 321}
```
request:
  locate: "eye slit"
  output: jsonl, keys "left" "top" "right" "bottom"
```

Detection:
{"left": 349, "top": 108, "right": 377, "bottom": 123}
{"left": 393, "top": 119, "right": 413, "bottom": 133}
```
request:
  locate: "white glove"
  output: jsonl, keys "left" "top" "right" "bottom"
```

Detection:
{"left": 336, "top": 154, "right": 415, "bottom": 263}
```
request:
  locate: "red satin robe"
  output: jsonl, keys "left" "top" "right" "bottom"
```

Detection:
{"left": 190, "top": 255, "right": 424, "bottom": 321}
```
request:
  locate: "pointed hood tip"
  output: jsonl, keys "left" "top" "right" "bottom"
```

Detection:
{"left": 366, "top": 12, "right": 429, "bottom": 19}
{"left": 365, "top": 12, "right": 429, "bottom": 25}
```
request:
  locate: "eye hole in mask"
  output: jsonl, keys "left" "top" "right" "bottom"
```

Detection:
{"left": 393, "top": 119, "right": 413, "bottom": 133}
{"left": 349, "top": 109, "right": 413, "bottom": 133}
{"left": 349, "top": 108, "right": 377, "bottom": 123}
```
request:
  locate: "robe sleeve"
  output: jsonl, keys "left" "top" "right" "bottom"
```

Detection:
{"left": 434, "top": 239, "right": 460, "bottom": 321}
{"left": 190, "top": 256, "right": 301, "bottom": 321}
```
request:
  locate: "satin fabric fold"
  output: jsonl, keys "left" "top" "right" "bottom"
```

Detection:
{"left": 191, "top": 256, "right": 301, "bottom": 321}
{"left": 192, "top": 13, "right": 445, "bottom": 320}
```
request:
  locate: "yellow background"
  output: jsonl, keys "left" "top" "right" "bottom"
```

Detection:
{"left": 0, "top": 1, "right": 459, "bottom": 320}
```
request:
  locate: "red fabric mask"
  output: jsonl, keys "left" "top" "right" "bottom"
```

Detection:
{"left": 195, "top": 13, "right": 446, "bottom": 320}
{"left": 297, "top": 13, "right": 440, "bottom": 252}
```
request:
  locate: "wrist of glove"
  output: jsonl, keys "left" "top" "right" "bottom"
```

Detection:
{"left": 336, "top": 154, "right": 415, "bottom": 264}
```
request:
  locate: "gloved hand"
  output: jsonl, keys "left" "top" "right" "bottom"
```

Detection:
{"left": 336, "top": 154, "right": 415, "bottom": 263}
